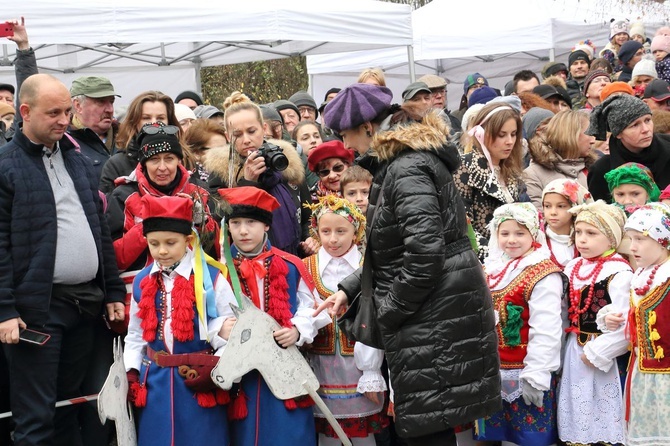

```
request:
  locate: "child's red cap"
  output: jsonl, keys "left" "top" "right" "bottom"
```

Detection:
{"left": 217, "top": 187, "right": 280, "bottom": 226}
{"left": 141, "top": 195, "right": 193, "bottom": 235}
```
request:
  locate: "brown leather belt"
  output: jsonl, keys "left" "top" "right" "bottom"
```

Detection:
{"left": 146, "top": 346, "right": 218, "bottom": 368}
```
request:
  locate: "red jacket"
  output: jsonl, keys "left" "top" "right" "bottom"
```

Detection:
{"left": 106, "top": 164, "right": 218, "bottom": 272}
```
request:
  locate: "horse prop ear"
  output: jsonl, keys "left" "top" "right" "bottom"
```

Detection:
{"left": 98, "top": 337, "right": 138, "bottom": 446}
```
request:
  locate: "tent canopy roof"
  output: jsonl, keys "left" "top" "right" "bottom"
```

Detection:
{"left": 1, "top": 0, "right": 412, "bottom": 72}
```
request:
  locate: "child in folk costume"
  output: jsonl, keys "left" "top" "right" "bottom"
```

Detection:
{"left": 605, "top": 162, "right": 661, "bottom": 271}
{"left": 304, "top": 195, "right": 388, "bottom": 446}
{"left": 477, "top": 202, "right": 566, "bottom": 446}
{"left": 216, "top": 186, "right": 332, "bottom": 446}
{"left": 541, "top": 179, "right": 594, "bottom": 269}
{"left": 124, "top": 195, "right": 233, "bottom": 446}
{"left": 557, "top": 201, "right": 634, "bottom": 446}
{"left": 600, "top": 203, "right": 670, "bottom": 445}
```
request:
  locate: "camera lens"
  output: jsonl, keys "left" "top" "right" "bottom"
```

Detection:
{"left": 267, "top": 152, "right": 288, "bottom": 171}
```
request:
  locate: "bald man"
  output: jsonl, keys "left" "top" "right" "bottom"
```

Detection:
{"left": 0, "top": 74, "right": 125, "bottom": 446}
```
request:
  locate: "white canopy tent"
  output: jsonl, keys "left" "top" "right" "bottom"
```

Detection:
{"left": 0, "top": 0, "right": 412, "bottom": 105}
{"left": 307, "top": 0, "right": 669, "bottom": 111}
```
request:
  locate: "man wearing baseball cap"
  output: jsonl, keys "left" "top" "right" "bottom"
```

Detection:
{"left": 643, "top": 78, "right": 670, "bottom": 112}
{"left": 69, "top": 76, "right": 121, "bottom": 180}
{"left": 0, "top": 84, "right": 14, "bottom": 105}
{"left": 453, "top": 72, "right": 489, "bottom": 121}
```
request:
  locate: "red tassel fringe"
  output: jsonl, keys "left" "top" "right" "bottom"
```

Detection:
{"left": 133, "top": 382, "right": 147, "bottom": 408}
{"left": 138, "top": 274, "right": 159, "bottom": 342}
{"left": 196, "top": 391, "right": 217, "bottom": 408}
{"left": 283, "top": 398, "right": 297, "bottom": 410}
{"left": 228, "top": 389, "right": 248, "bottom": 420}
{"left": 171, "top": 275, "right": 196, "bottom": 342}
{"left": 268, "top": 256, "right": 293, "bottom": 328}
{"left": 216, "top": 389, "right": 230, "bottom": 405}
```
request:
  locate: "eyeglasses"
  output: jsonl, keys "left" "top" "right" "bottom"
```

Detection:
{"left": 298, "top": 106, "right": 315, "bottom": 114}
{"left": 317, "top": 163, "right": 346, "bottom": 178}
{"left": 431, "top": 88, "right": 446, "bottom": 97}
{"left": 141, "top": 124, "right": 180, "bottom": 135}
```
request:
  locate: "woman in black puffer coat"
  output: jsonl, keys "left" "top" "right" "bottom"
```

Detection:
{"left": 320, "top": 83, "right": 501, "bottom": 445}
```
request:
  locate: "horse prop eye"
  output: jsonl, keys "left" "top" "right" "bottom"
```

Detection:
{"left": 241, "top": 328, "right": 251, "bottom": 344}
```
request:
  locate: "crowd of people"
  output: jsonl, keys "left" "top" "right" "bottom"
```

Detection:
{"left": 1, "top": 14, "right": 670, "bottom": 446}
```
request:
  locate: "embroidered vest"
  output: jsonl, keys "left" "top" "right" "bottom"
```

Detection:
{"left": 303, "top": 255, "right": 355, "bottom": 356}
{"left": 569, "top": 277, "right": 614, "bottom": 346}
{"left": 132, "top": 265, "right": 219, "bottom": 354}
{"left": 492, "top": 259, "right": 563, "bottom": 369}
{"left": 633, "top": 278, "right": 670, "bottom": 372}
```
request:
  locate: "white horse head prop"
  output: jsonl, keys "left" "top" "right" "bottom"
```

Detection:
{"left": 98, "top": 337, "right": 137, "bottom": 446}
{"left": 211, "top": 294, "right": 319, "bottom": 400}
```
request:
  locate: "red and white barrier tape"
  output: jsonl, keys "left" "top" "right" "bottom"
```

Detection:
{"left": 0, "top": 394, "right": 98, "bottom": 419}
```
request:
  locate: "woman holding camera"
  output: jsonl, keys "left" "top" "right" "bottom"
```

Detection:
{"left": 206, "top": 92, "right": 314, "bottom": 257}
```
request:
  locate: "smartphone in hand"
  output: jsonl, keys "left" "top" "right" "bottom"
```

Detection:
{"left": 19, "top": 328, "right": 50, "bottom": 346}
{"left": 0, "top": 22, "right": 14, "bottom": 38}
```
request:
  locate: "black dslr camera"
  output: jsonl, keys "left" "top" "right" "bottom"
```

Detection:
{"left": 257, "top": 141, "right": 288, "bottom": 172}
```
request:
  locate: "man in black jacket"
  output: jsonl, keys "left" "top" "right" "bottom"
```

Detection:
{"left": 0, "top": 73, "right": 125, "bottom": 446}
{"left": 69, "top": 76, "right": 120, "bottom": 180}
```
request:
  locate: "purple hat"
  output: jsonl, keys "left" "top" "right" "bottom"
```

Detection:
{"left": 323, "top": 83, "right": 393, "bottom": 132}
{"left": 468, "top": 86, "right": 499, "bottom": 107}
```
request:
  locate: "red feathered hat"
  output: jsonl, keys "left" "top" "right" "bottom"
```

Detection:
{"left": 141, "top": 195, "right": 193, "bottom": 235}
{"left": 217, "top": 187, "right": 280, "bottom": 226}
{"left": 307, "top": 140, "right": 355, "bottom": 173}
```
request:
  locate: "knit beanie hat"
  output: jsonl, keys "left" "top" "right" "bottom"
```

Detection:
{"left": 570, "top": 200, "right": 626, "bottom": 249}
{"left": 468, "top": 86, "right": 498, "bottom": 107}
{"left": 324, "top": 88, "right": 341, "bottom": 101}
{"left": 522, "top": 107, "right": 554, "bottom": 140}
{"left": 586, "top": 93, "right": 650, "bottom": 140}
{"left": 174, "top": 103, "right": 196, "bottom": 123}
{"left": 488, "top": 95, "right": 523, "bottom": 112}
{"left": 289, "top": 91, "right": 318, "bottom": 116}
{"left": 259, "top": 104, "right": 282, "bottom": 123}
{"left": 631, "top": 59, "right": 658, "bottom": 79}
{"left": 542, "top": 61, "right": 568, "bottom": 79}
{"left": 651, "top": 35, "right": 670, "bottom": 54}
{"left": 629, "top": 21, "right": 646, "bottom": 40}
{"left": 583, "top": 70, "right": 611, "bottom": 94}
{"left": 174, "top": 90, "right": 203, "bottom": 107}
{"left": 573, "top": 40, "right": 597, "bottom": 60}
{"left": 463, "top": 73, "right": 488, "bottom": 94}
{"left": 322, "top": 83, "right": 393, "bottom": 132}
{"left": 618, "top": 40, "right": 643, "bottom": 65}
{"left": 624, "top": 203, "right": 670, "bottom": 250}
{"left": 610, "top": 20, "right": 630, "bottom": 40}
{"left": 138, "top": 123, "right": 183, "bottom": 163}
{"left": 604, "top": 162, "right": 661, "bottom": 201}
{"left": 569, "top": 51, "right": 591, "bottom": 70}
{"left": 273, "top": 99, "right": 300, "bottom": 117}
{"left": 599, "top": 81, "right": 635, "bottom": 102}
{"left": 542, "top": 179, "right": 593, "bottom": 207}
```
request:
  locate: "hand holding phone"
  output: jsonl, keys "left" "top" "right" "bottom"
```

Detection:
{"left": 19, "top": 328, "right": 50, "bottom": 346}
{"left": 0, "top": 22, "right": 14, "bottom": 38}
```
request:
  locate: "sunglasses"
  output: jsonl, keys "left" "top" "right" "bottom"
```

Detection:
{"left": 317, "top": 163, "right": 346, "bottom": 178}
{"left": 141, "top": 124, "right": 180, "bottom": 136}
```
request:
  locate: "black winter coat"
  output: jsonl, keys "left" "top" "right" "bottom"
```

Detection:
{"left": 0, "top": 129, "right": 125, "bottom": 325}
{"left": 340, "top": 114, "right": 501, "bottom": 438}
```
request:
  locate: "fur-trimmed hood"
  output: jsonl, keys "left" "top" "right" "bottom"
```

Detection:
{"left": 204, "top": 138, "right": 305, "bottom": 186}
{"left": 528, "top": 139, "right": 596, "bottom": 172}
{"left": 372, "top": 111, "right": 459, "bottom": 172}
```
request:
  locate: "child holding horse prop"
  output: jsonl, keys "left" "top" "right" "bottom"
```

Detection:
{"left": 123, "top": 194, "right": 234, "bottom": 445}
{"left": 216, "top": 186, "right": 332, "bottom": 446}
